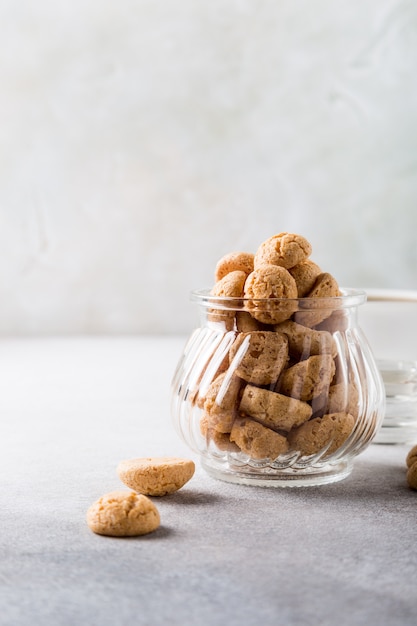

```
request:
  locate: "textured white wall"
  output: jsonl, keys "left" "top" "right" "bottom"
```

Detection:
{"left": 0, "top": 0, "right": 416, "bottom": 334}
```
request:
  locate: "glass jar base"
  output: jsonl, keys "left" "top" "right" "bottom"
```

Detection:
{"left": 201, "top": 456, "right": 353, "bottom": 488}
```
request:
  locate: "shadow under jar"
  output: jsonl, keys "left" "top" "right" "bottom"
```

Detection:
{"left": 171, "top": 289, "right": 385, "bottom": 487}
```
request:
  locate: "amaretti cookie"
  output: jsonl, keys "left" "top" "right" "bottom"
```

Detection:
{"left": 203, "top": 371, "right": 243, "bottom": 433}
{"left": 86, "top": 491, "right": 160, "bottom": 537}
{"left": 278, "top": 354, "right": 336, "bottom": 402}
{"left": 239, "top": 384, "right": 312, "bottom": 432}
{"left": 235, "top": 311, "right": 263, "bottom": 332}
{"left": 230, "top": 416, "right": 289, "bottom": 460}
{"left": 288, "top": 412, "right": 355, "bottom": 457}
{"left": 275, "top": 320, "right": 337, "bottom": 358}
{"left": 200, "top": 414, "right": 240, "bottom": 452}
{"left": 294, "top": 272, "right": 341, "bottom": 327}
{"left": 312, "top": 381, "right": 360, "bottom": 418}
{"left": 209, "top": 270, "right": 247, "bottom": 329}
{"left": 229, "top": 331, "right": 289, "bottom": 386}
{"left": 211, "top": 270, "right": 247, "bottom": 298}
{"left": 254, "top": 232, "right": 312, "bottom": 270}
{"left": 406, "top": 462, "right": 417, "bottom": 490}
{"left": 244, "top": 265, "right": 298, "bottom": 324}
{"left": 215, "top": 252, "right": 254, "bottom": 282}
{"left": 406, "top": 444, "right": 417, "bottom": 469}
{"left": 289, "top": 259, "right": 322, "bottom": 297}
{"left": 117, "top": 457, "right": 195, "bottom": 496}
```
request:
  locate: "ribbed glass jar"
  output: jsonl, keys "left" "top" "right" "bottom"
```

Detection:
{"left": 171, "top": 289, "right": 385, "bottom": 487}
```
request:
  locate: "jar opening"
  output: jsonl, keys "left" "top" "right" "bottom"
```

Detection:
{"left": 190, "top": 288, "right": 367, "bottom": 312}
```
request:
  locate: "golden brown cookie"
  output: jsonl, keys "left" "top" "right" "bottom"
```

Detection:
{"left": 203, "top": 371, "right": 243, "bottom": 433}
{"left": 312, "top": 381, "right": 360, "bottom": 418}
{"left": 254, "top": 232, "right": 312, "bottom": 270}
{"left": 294, "top": 272, "right": 341, "bottom": 327}
{"left": 239, "top": 384, "right": 312, "bottom": 432}
{"left": 230, "top": 416, "right": 289, "bottom": 460}
{"left": 275, "top": 320, "right": 337, "bottom": 359}
{"left": 289, "top": 259, "right": 322, "bottom": 297}
{"left": 211, "top": 270, "right": 247, "bottom": 298}
{"left": 406, "top": 444, "right": 417, "bottom": 469}
{"left": 288, "top": 412, "right": 355, "bottom": 457}
{"left": 117, "top": 457, "right": 195, "bottom": 496}
{"left": 86, "top": 491, "right": 160, "bottom": 537}
{"left": 244, "top": 265, "right": 298, "bottom": 324}
{"left": 200, "top": 414, "right": 240, "bottom": 452}
{"left": 229, "top": 331, "right": 289, "bottom": 386}
{"left": 406, "top": 462, "right": 417, "bottom": 490}
{"left": 235, "top": 311, "right": 263, "bottom": 332}
{"left": 278, "top": 354, "right": 336, "bottom": 402}
{"left": 209, "top": 270, "right": 247, "bottom": 330}
{"left": 215, "top": 252, "right": 254, "bottom": 282}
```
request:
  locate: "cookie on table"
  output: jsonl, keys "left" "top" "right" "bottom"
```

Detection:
{"left": 289, "top": 259, "right": 322, "bottom": 297}
{"left": 239, "top": 384, "right": 312, "bottom": 432}
{"left": 254, "top": 232, "right": 312, "bottom": 270}
{"left": 215, "top": 252, "right": 254, "bottom": 282}
{"left": 294, "top": 272, "right": 341, "bottom": 327}
{"left": 117, "top": 457, "right": 195, "bottom": 496}
{"left": 244, "top": 265, "right": 298, "bottom": 324}
{"left": 406, "top": 462, "right": 417, "bottom": 490}
{"left": 229, "top": 331, "right": 289, "bottom": 386}
{"left": 406, "top": 444, "right": 417, "bottom": 469}
{"left": 288, "top": 412, "right": 355, "bottom": 457}
{"left": 278, "top": 354, "right": 336, "bottom": 402}
{"left": 275, "top": 320, "right": 337, "bottom": 359}
{"left": 86, "top": 491, "right": 160, "bottom": 537}
{"left": 230, "top": 416, "right": 289, "bottom": 460}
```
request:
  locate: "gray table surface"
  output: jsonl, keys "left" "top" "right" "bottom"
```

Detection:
{"left": 0, "top": 336, "right": 416, "bottom": 626}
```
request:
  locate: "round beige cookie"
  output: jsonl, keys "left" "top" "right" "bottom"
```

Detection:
{"left": 289, "top": 260, "right": 322, "bottom": 297}
{"left": 230, "top": 416, "right": 289, "bottom": 460}
{"left": 278, "top": 354, "right": 336, "bottom": 402}
{"left": 235, "top": 311, "right": 263, "bottom": 332}
{"left": 211, "top": 270, "right": 247, "bottom": 298}
{"left": 312, "top": 381, "right": 360, "bottom": 418}
{"left": 86, "top": 491, "right": 160, "bottom": 537}
{"left": 239, "top": 384, "right": 312, "bottom": 432}
{"left": 215, "top": 252, "right": 254, "bottom": 282}
{"left": 117, "top": 457, "right": 195, "bottom": 496}
{"left": 200, "top": 414, "right": 240, "bottom": 452}
{"left": 406, "top": 444, "right": 417, "bottom": 469}
{"left": 203, "top": 371, "right": 243, "bottom": 433}
{"left": 209, "top": 270, "right": 247, "bottom": 330}
{"left": 229, "top": 331, "right": 289, "bottom": 386}
{"left": 244, "top": 265, "right": 298, "bottom": 324}
{"left": 254, "top": 232, "right": 312, "bottom": 270}
{"left": 288, "top": 412, "right": 355, "bottom": 457}
{"left": 294, "top": 273, "right": 341, "bottom": 328}
{"left": 275, "top": 320, "right": 337, "bottom": 358}
{"left": 406, "top": 462, "right": 417, "bottom": 490}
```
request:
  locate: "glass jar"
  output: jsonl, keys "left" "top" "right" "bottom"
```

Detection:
{"left": 171, "top": 289, "right": 385, "bottom": 487}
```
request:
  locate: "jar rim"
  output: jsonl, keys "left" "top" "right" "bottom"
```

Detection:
{"left": 190, "top": 287, "right": 367, "bottom": 311}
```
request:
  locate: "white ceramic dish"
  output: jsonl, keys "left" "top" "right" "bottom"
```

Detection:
{"left": 360, "top": 289, "right": 417, "bottom": 444}
{"left": 360, "top": 288, "right": 417, "bottom": 362}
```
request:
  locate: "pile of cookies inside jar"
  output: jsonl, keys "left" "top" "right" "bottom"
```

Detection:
{"left": 194, "top": 232, "right": 363, "bottom": 464}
